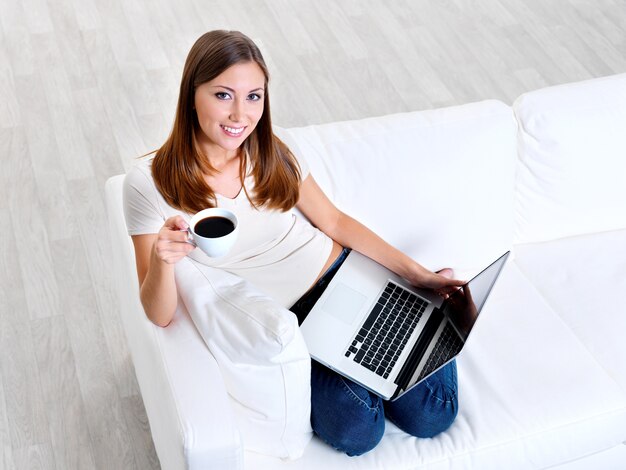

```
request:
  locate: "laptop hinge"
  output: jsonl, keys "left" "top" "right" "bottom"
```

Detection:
{"left": 394, "top": 307, "right": 444, "bottom": 393}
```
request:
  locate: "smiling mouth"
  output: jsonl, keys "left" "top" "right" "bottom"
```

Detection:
{"left": 221, "top": 125, "right": 246, "bottom": 136}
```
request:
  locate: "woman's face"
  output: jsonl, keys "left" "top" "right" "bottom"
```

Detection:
{"left": 194, "top": 61, "right": 266, "bottom": 157}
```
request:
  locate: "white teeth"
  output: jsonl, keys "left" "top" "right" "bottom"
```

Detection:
{"left": 222, "top": 125, "right": 244, "bottom": 135}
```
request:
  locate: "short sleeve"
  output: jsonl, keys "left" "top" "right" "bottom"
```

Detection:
{"left": 122, "top": 162, "right": 166, "bottom": 235}
{"left": 295, "top": 151, "right": 310, "bottom": 181}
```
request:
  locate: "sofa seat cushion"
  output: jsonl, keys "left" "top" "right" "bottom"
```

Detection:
{"left": 246, "top": 260, "right": 626, "bottom": 469}
{"left": 514, "top": 228, "right": 626, "bottom": 394}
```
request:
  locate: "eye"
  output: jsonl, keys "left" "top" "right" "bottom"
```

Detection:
{"left": 215, "top": 92, "right": 231, "bottom": 100}
{"left": 247, "top": 93, "right": 263, "bottom": 101}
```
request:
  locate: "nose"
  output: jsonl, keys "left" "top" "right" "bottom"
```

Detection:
{"left": 229, "top": 98, "right": 244, "bottom": 123}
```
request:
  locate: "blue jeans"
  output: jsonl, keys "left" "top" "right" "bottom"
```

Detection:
{"left": 311, "top": 359, "right": 458, "bottom": 456}
{"left": 291, "top": 250, "right": 459, "bottom": 456}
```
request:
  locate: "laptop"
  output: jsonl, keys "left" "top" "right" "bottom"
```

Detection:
{"left": 300, "top": 251, "right": 510, "bottom": 400}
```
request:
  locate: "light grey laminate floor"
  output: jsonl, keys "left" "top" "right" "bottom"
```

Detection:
{"left": 1, "top": 1, "right": 625, "bottom": 468}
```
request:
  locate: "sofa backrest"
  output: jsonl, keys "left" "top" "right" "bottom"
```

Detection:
{"left": 513, "top": 72, "right": 626, "bottom": 244}
{"left": 276, "top": 100, "right": 518, "bottom": 273}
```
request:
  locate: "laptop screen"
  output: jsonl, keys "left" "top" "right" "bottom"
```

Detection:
{"left": 443, "top": 252, "right": 509, "bottom": 341}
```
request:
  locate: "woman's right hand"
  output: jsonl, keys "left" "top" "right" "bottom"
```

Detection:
{"left": 153, "top": 215, "right": 196, "bottom": 265}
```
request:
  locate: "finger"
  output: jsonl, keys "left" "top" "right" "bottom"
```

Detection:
{"left": 170, "top": 243, "right": 196, "bottom": 260}
{"left": 436, "top": 289, "right": 455, "bottom": 300}
{"left": 167, "top": 239, "right": 196, "bottom": 252}
{"left": 164, "top": 215, "right": 190, "bottom": 231}
{"left": 436, "top": 268, "right": 454, "bottom": 279}
{"left": 160, "top": 226, "right": 192, "bottom": 243}
{"left": 156, "top": 238, "right": 194, "bottom": 256}
{"left": 156, "top": 243, "right": 195, "bottom": 263}
{"left": 181, "top": 240, "right": 196, "bottom": 252}
{"left": 439, "top": 285, "right": 462, "bottom": 296}
{"left": 173, "top": 230, "right": 193, "bottom": 243}
{"left": 442, "top": 277, "right": 466, "bottom": 287}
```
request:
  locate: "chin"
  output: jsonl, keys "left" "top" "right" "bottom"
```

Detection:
{"left": 219, "top": 140, "right": 246, "bottom": 152}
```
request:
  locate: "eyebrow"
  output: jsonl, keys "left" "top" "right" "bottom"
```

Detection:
{"left": 212, "top": 85, "right": 265, "bottom": 93}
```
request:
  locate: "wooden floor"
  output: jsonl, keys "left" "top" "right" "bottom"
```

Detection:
{"left": 0, "top": 0, "right": 625, "bottom": 468}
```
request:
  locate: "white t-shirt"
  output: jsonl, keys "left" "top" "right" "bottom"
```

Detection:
{"left": 122, "top": 155, "right": 333, "bottom": 307}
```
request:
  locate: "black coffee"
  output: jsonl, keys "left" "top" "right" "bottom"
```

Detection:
{"left": 194, "top": 216, "right": 235, "bottom": 238}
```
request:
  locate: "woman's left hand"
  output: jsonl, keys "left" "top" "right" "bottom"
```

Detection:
{"left": 405, "top": 265, "right": 465, "bottom": 298}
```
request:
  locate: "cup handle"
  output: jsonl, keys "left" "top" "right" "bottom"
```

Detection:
{"left": 184, "top": 228, "right": 197, "bottom": 247}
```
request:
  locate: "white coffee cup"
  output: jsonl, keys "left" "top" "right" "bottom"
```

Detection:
{"left": 188, "top": 208, "right": 239, "bottom": 257}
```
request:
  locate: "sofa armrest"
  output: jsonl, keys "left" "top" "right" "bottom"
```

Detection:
{"left": 513, "top": 72, "right": 626, "bottom": 243}
{"left": 105, "top": 175, "right": 243, "bottom": 470}
{"left": 148, "top": 303, "right": 243, "bottom": 469}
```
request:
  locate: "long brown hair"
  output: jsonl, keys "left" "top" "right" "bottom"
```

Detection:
{"left": 152, "top": 30, "right": 301, "bottom": 214}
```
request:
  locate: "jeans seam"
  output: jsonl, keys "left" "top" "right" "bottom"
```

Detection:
{"left": 339, "top": 376, "right": 381, "bottom": 413}
{"left": 424, "top": 369, "right": 457, "bottom": 404}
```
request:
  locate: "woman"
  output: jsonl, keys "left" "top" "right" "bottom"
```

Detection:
{"left": 123, "top": 30, "right": 463, "bottom": 456}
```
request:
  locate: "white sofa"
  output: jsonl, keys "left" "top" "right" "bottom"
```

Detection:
{"left": 105, "top": 73, "right": 626, "bottom": 469}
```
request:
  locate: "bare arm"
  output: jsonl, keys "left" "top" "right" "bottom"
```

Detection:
{"left": 296, "top": 174, "right": 464, "bottom": 294}
{"left": 131, "top": 216, "right": 195, "bottom": 327}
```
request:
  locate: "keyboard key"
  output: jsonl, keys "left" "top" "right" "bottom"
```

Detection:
{"left": 362, "top": 302, "right": 383, "bottom": 331}
{"left": 354, "top": 349, "right": 365, "bottom": 363}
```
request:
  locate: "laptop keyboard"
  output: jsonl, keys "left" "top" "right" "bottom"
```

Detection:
{"left": 416, "top": 322, "right": 463, "bottom": 381}
{"left": 345, "top": 282, "right": 427, "bottom": 379}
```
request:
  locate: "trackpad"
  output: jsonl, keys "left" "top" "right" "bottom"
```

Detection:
{"left": 322, "top": 283, "right": 367, "bottom": 325}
